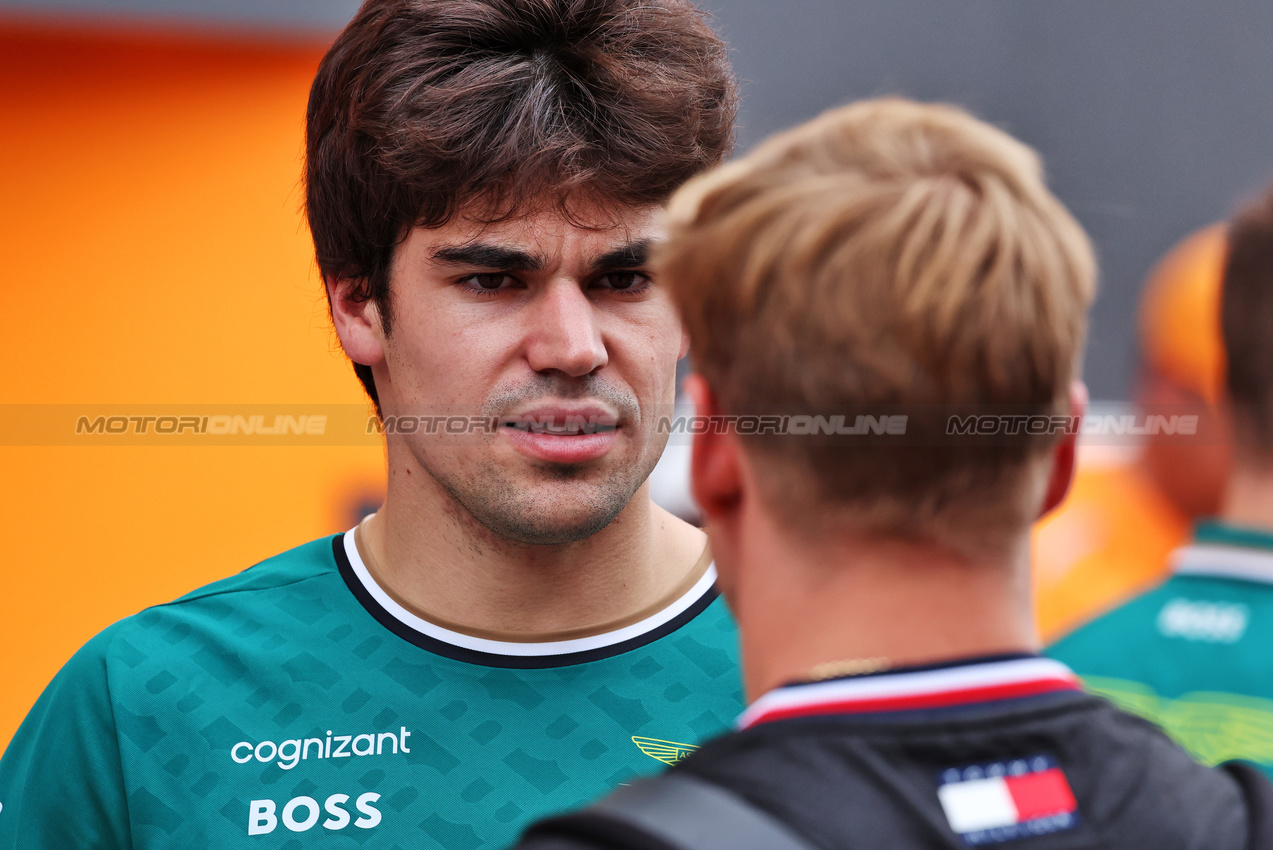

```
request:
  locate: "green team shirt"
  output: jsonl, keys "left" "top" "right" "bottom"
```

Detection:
{"left": 1047, "top": 521, "right": 1273, "bottom": 779}
{"left": 0, "top": 531, "right": 743, "bottom": 848}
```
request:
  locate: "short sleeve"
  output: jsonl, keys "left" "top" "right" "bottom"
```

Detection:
{"left": 0, "top": 627, "right": 132, "bottom": 849}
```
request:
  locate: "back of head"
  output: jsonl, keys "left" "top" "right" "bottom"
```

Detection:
{"left": 305, "top": 0, "right": 737, "bottom": 406}
{"left": 1134, "top": 225, "right": 1232, "bottom": 519}
{"left": 1138, "top": 225, "right": 1228, "bottom": 405}
{"left": 660, "top": 98, "right": 1096, "bottom": 551}
{"left": 1222, "top": 184, "right": 1273, "bottom": 462}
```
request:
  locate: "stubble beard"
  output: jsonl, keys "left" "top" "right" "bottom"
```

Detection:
{"left": 427, "top": 445, "right": 664, "bottom": 546}
{"left": 402, "top": 373, "right": 671, "bottom": 545}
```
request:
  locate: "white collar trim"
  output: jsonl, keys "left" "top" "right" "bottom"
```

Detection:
{"left": 738, "top": 657, "right": 1078, "bottom": 729}
{"left": 342, "top": 528, "right": 718, "bottom": 657}
{"left": 1172, "top": 543, "right": 1273, "bottom": 585}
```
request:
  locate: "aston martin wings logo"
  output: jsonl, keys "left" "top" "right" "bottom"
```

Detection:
{"left": 1084, "top": 676, "right": 1273, "bottom": 767}
{"left": 632, "top": 736, "right": 697, "bottom": 765}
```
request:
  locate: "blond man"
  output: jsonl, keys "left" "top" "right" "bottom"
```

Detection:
{"left": 514, "top": 99, "right": 1273, "bottom": 849}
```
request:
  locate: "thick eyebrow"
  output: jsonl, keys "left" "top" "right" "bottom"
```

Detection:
{"left": 592, "top": 239, "right": 652, "bottom": 271}
{"left": 430, "top": 243, "right": 544, "bottom": 272}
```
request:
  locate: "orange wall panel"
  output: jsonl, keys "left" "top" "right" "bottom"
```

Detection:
{"left": 0, "top": 22, "right": 383, "bottom": 750}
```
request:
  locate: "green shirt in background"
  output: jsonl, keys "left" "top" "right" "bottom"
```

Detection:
{"left": 0, "top": 533, "right": 743, "bottom": 849}
{"left": 1048, "top": 521, "right": 1273, "bottom": 779}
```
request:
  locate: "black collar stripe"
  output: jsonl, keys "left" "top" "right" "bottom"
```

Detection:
{"left": 332, "top": 533, "right": 720, "bottom": 669}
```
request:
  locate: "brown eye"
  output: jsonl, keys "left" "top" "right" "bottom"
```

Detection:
{"left": 459, "top": 273, "right": 516, "bottom": 294}
{"left": 595, "top": 272, "right": 650, "bottom": 292}
{"left": 472, "top": 274, "right": 510, "bottom": 289}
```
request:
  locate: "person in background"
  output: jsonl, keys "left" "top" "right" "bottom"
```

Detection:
{"left": 1033, "top": 224, "right": 1233, "bottom": 639}
{"left": 513, "top": 98, "right": 1273, "bottom": 850}
{"left": 1049, "top": 184, "right": 1273, "bottom": 779}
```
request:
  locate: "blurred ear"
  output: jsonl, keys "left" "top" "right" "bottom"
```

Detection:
{"left": 1039, "top": 380, "right": 1088, "bottom": 518}
{"left": 326, "top": 277, "right": 387, "bottom": 368}
{"left": 1135, "top": 365, "right": 1232, "bottom": 518}
{"left": 685, "top": 375, "right": 743, "bottom": 522}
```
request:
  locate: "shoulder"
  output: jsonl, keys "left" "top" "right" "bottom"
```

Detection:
{"left": 0, "top": 539, "right": 342, "bottom": 848}
{"left": 1047, "top": 571, "right": 1273, "bottom": 683}
{"left": 63, "top": 535, "right": 343, "bottom": 678}
{"left": 684, "top": 699, "right": 1249, "bottom": 845}
{"left": 520, "top": 699, "right": 1257, "bottom": 850}
{"left": 166, "top": 534, "right": 341, "bottom": 606}
{"left": 1047, "top": 577, "right": 1181, "bottom": 658}
{"left": 6, "top": 535, "right": 346, "bottom": 756}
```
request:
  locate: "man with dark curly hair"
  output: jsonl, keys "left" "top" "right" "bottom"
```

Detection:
{"left": 0, "top": 3, "right": 741, "bottom": 847}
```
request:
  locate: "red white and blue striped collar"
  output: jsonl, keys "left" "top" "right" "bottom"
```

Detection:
{"left": 738, "top": 655, "right": 1081, "bottom": 729}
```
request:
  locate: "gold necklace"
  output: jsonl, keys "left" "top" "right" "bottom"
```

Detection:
{"left": 804, "top": 657, "right": 891, "bottom": 682}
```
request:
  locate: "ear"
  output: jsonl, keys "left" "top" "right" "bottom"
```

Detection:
{"left": 678, "top": 329, "right": 691, "bottom": 362}
{"left": 326, "top": 277, "right": 387, "bottom": 368}
{"left": 685, "top": 375, "right": 743, "bottom": 522}
{"left": 1039, "top": 380, "right": 1088, "bottom": 518}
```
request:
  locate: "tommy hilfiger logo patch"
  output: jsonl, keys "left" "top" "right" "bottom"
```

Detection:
{"left": 937, "top": 755, "right": 1078, "bottom": 845}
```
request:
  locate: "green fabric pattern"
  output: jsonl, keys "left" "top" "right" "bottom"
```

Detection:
{"left": 0, "top": 536, "right": 743, "bottom": 849}
{"left": 1049, "top": 526, "right": 1273, "bottom": 780}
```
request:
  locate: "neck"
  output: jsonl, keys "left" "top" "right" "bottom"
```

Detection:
{"left": 1218, "top": 459, "right": 1273, "bottom": 531}
{"left": 726, "top": 508, "right": 1037, "bottom": 702}
{"left": 360, "top": 447, "right": 706, "bottom": 640}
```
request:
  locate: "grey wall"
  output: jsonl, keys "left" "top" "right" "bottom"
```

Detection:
{"left": 705, "top": 0, "right": 1273, "bottom": 398}
{"left": 0, "top": 0, "right": 361, "bottom": 36}
{"left": 6, "top": 0, "right": 1272, "bottom": 397}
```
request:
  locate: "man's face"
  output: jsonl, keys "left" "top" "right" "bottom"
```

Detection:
{"left": 371, "top": 202, "right": 683, "bottom": 545}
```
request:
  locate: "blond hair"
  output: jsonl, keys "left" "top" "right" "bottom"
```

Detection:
{"left": 658, "top": 98, "right": 1097, "bottom": 547}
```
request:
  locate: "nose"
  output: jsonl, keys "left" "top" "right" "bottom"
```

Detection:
{"left": 524, "top": 280, "right": 608, "bottom": 377}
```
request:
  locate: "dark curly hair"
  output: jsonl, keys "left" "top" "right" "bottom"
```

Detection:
{"left": 305, "top": 0, "right": 738, "bottom": 407}
{"left": 1223, "top": 184, "right": 1273, "bottom": 454}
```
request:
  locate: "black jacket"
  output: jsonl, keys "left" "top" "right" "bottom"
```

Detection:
{"left": 516, "top": 659, "right": 1273, "bottom": 850}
